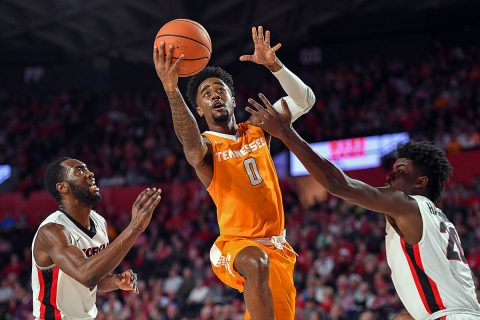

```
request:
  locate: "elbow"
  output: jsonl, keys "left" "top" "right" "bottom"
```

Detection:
{"left": 306, "top": 87, "right": 316, "bottom": 108}
{"left": 297, "top": 88, "right": 316, "bottom": 116}
{"left": 76, "top": 267, "right": 101, "bottom": 288}
{"left": 184, "top": 150, "right": 204, "bottom": 167}
{"left": 82, "top": 275, "right": 100, "bottom": 289}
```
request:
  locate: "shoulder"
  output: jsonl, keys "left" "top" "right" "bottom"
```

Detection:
{"left": 36, "top": 222, "right": 71, "bottom": 247}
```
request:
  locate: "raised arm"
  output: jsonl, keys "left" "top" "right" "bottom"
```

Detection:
{"left": 153, "top": 43, "right": 209, "bottom": 169}
{"left": 246, "top": 95, "right": 422, "bottom": 244}
{"left": 34, "top": 188, "right": 161, "bottom": 289}
{"left": 240, "top": 26, "right": 315, "bottom": 123}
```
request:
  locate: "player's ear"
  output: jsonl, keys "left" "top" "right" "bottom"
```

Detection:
{"left": 232, "top": 97, "right": 236, "bottom": 108}
{"left": 56, "top": 181, "right": 70, "bottom": 195}
{"left": 196, "top": 106, "right": 204, "bottom": 117}
{"left": 415, "top": 176, "right": 428, "bottom": 190}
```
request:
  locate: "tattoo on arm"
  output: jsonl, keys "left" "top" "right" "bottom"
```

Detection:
{"left": 167, "top": 89, "right": 203, "bottom": 146}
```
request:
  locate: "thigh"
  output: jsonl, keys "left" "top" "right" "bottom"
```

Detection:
{"left": 265, "top": 247, "right": 297, "bottom": 320}
{"left": 210, "top": 238, "right": 262, "bottom": 292}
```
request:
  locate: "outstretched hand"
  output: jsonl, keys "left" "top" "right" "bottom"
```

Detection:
{"left": 239, "top": 26, "right": 281, "bottom": 68}
{"left": 153, "top": 42, "right": 184, "bottom": 93}
{"left": 129, "top": 188, "right": 162, "bottom": 234}
{"left": 245, "top": 93, "right": 292, "bottom": 139}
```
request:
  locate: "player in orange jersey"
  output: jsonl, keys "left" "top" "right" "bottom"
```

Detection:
{"left": 153, "top": 26, "right": 315, "bottom": 320}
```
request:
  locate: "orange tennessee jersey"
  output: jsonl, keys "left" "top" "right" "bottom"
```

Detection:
{"left": 202, "top": 123, "right": 284, "bottom": 239}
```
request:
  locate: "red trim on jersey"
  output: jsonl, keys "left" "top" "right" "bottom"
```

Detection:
{"left": 412, "top": 244, "right": 446, "bottom": 310}
{"left": 50, "top": 266, "right": 61, "bottom": 319}
{"left": 401, "top": 239, "right": 431, "bottom": 313}
{"left": 36, "top": 267, "right": 46, "bottom": 318}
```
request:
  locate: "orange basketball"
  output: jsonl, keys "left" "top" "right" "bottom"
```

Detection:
{"left": 154, "top": 19, "right": 212, "bottom": 77}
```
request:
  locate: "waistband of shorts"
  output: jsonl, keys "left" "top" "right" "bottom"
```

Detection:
{"left": 253, "top": 230, "right": 298, "bottom": 256}
{"left": 427, "top": 308, "right": 480, "bottom": 319}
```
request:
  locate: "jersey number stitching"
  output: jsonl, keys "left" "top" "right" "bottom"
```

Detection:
{"left": 243, "top": 158, "right": 263, "bottom": 186}
{"left": 439, "top": 221, "right": 467, "bottom": 263}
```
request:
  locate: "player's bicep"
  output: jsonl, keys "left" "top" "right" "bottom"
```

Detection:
{"left": 37, "top": 224, "right": 89, "bottom": 283}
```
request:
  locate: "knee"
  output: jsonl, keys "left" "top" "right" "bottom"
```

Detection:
{"left": 235, "top": 247, "right": 270, "bottom": 281}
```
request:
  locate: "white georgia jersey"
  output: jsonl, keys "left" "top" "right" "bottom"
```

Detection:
{"left": 32, "top": 209, "right": 109, "bottom": 320}
{"left": 386, "top": 195, "right": 480, "bottom": 320}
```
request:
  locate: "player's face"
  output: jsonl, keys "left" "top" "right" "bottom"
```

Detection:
{"left": 62, "top": 159, "right": 101, "bottom": 206}
{"left": 196, "top": 77, "right": 235, "bottom": 124}
{"left": 385, "top": 158, "right": 423, "bottom": 194}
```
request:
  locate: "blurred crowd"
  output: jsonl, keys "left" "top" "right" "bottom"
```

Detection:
{"left": 1, "top": 43, "right": 480, "bottom": 319}
{"left": 1, "top": 176, "right": 480, "bottom": 319}
{"left": 0, "top": 44, "right": 479, "bottom": 194}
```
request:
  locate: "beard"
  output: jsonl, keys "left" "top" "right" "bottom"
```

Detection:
{"left": 213, "top": 109, "right": 230, "bottom": 123}
{"left": 68, "top": 181, "right": 102, "bottom": 206}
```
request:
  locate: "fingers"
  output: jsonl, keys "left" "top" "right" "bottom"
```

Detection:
{"left": 251, "top": 26, "right": 258, "bottom": 44}
{"left": 136, "top": 187, "right": 160, "bottom": 209}
{"left": 245, "top": 106, "right": 257, "bottom": 116}
{"left": 154, "top": 42, "right": 166, "bottom": 67}
{"left": 159, "top": 42, "right": 165, "bottom": 60}
{"left": 258, "top": 26, "right": 264, "bottom": 42}
{"left": 265, "top": 30, "right": 270, "bottom": 46}
{"left": 153, "top": 45, "right": 158, "bottom": 63}
{"left": 247, "top": 98, "right": 268, "bottom": 114}
{"left": 271, "top": 43, "right": 282, "bottom": 52}
{"left": 122, "top": 269, "right": 133, "bottom": 278}
{"left": 245, "top": 108, "right": 264, "bottom": 127}
{"left": 257, "top": 93, "right": 274, "bottom": 112}
{"left": 172, "top": 54, "right": 185, "bottom": 70}
{"left": 165, "top": 44, "right": 173, "bottom": 68}
{"left": 133, "top": 188, "right": 151, "bottom": 207}
{"left": 239, "top": 55, "right": 254, "bottom": 62}
{"left": 144, "top": 189, "right": 162, "bottom": 212}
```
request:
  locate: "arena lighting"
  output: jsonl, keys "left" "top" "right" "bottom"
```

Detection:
{"left": 289, "top": 132, "right": 409, "bottom": 176}
{"left": 0, "top": 165, "right": 11, "bottom": 184}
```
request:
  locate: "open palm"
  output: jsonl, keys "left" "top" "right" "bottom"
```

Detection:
{"left": 240, "top": 26, "right": 281, "bottom": 66}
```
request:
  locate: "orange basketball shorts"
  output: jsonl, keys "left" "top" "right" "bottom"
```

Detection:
{"left": 210, "top": 237, "right": 297, "bottom": 320}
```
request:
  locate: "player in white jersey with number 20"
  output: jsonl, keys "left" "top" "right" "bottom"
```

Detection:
{"left": 244, "top": 94, "right": 480, "bottom": 320}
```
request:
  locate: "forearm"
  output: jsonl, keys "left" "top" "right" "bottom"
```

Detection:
{"left": 280, "top": 128, "right": 350, "bottom": 194}
{"left": 271, "top": 61, "right": 315, "bottom": 108}
{"left": 166, "top": 88, "right": 206, "bottom": 158}
{"left": 80, "top": 226, "right": 138, "bottom": 287}
{"left": 97, "top": 274, "right": 119, "bottom": 292}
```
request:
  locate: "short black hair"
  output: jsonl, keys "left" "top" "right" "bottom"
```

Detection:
{"left": 186, "top": 66, "right": 234, "bottom": 108}
{"left": 44, "top": 157, "right": 71, "bottom": 203}
{"left": 397, "top": 141, "right": 452, "bottom": 202}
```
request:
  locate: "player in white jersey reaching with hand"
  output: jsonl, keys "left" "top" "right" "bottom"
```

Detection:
{"left": 244, "top": 94, "right": 480, "bottom": 320}
{"left": 32, "top": 157, "right": 161, "bottom": 320}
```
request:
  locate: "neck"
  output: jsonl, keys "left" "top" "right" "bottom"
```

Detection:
{"left": 208, "top": 117, "right": 237, "bottom": 135}
{"left": 59, "top": 200, "right": 92, "bottom": 229}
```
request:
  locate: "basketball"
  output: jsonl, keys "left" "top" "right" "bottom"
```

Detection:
{"left": 154, "top": 19, "right": 212, "bottom": 77}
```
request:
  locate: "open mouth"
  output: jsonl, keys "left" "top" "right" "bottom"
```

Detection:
{"left": 88, "top": 179, "right": 100, "bottom": 192}
{"left": 212, "top": 101, "right": 224, "bottom": 110}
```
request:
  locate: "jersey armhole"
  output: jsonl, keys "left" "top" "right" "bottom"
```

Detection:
{"left": 200, "top": 134, "right": 216, "bottom": 192}
{"left": 409, "top": 196, "right": 427, "bottom": 246}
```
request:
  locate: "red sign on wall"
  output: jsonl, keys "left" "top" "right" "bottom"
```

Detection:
{"left": 329, "top": 138, "right": 366, "bottom": 160}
